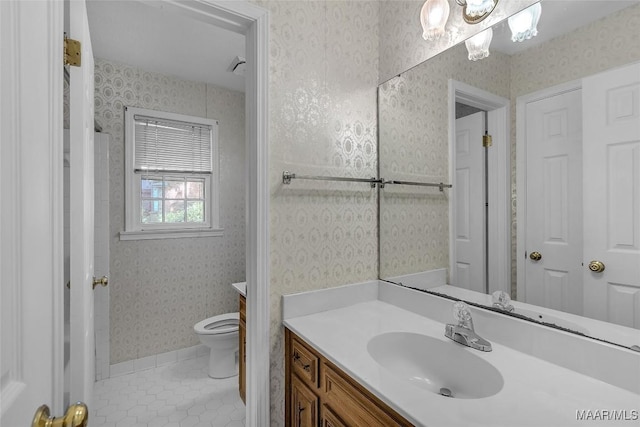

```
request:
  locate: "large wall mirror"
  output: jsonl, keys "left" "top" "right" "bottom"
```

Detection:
{"left": 378, "top": 0, "right": 640, "bottom": 349}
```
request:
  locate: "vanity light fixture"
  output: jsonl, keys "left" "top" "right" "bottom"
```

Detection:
{"left": 508, "top": 2, "right": 542, "bottom": 42}
{"left": 465, "top": 27, "right": 493, "bottom": 61}
{"left": 420, "top": 0, "right": 499, "bottom": 43}
{"left": 457, "top": 0, "right": 498, "bottom": 24}
{"left": 420, "top": 0, "right": 450, "bottom": 41}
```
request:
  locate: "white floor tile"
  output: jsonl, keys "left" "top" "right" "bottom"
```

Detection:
{"left": 92, "top": 355, "right": 245, "bottom": 427}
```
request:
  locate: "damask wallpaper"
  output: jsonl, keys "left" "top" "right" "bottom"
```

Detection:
{"left": 254, "top": 1, "right": 380, "bottom": 424}
{"left": 93, "top": 58, "right": 246, "bottom": 365}
{"left": 378, "top": 0, "right": 538, "bottom": 84}
{"left": 379, "top": 43, "right": 511, "bottom": 279}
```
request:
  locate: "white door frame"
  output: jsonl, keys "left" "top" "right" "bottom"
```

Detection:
{"left": 516, "top": 79, "right": 581, "bottom": 302}
{"left": 448, "top": 80, "right": 510, "bottom": 294}
{"left": 156, "top": 2, "right": 271, "bottom": 425}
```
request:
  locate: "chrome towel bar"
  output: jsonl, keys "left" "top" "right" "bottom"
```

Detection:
{"left": 282, "top": 171, "right": 380, "bottom": 188}
{"left": 282, "top": 171, "right": 452, "bottom": 192}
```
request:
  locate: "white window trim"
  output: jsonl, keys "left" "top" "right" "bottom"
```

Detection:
{"left": 121, "top": 106, "right": 222, "bottom": 240}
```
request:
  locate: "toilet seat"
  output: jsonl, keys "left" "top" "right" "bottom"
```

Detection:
{"left": 193, "top": 312, "right": 239, "bottom": 335}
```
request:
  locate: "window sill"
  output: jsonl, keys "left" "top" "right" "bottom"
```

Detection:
{"left": 119, "top": 228, "right": 224, "bottom": 241}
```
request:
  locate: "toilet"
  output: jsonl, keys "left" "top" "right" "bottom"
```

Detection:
{"left": 194, "top": 312, "right": 239, "bottom": 378}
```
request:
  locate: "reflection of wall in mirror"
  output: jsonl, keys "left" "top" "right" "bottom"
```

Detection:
{"left": 509, "top": 2, "right": 640, "bottom": 293}
{"left": 379, "top": 3, "right": 640, "bottom": 290}
{"left": 379, "top": 43, "right": 511, "bottom": 279}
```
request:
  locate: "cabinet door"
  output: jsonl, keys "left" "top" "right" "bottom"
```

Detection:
{"left": 323, "top": 363, "right": 409, "bottom": 427}
{"left": 321, "top": 404, "right": 347, "bottom": 427}
{"left": 239, "top": 319, "right": 246, "bottom": 403}
{"left": 291, "top": 375, "right": 319, "bottom": 427}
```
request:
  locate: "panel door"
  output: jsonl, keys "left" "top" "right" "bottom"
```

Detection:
{"left": 583, "top": 62, "right": 640, "bottom": 327}
{"left": 1, "top": 1, "right": 62, "bottom": 424}
{"left": 524, "top": 89, "right": 583, "bottom": 314}
{"left": 454, "top": 111, "right": 485, "bottom": 292}
{"left": 68, "top": 0, "right": 96, "bottom": 407}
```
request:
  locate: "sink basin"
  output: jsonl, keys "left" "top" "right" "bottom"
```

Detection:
{"left": 367, "top": 332, "right": 504, "bottom": 399}
{"left": 514, "top": 308, "right": 589, "bottom": 335}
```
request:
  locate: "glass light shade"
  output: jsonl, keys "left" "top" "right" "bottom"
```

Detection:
{"left": 420, "top": 0, "right": 450, "bottom": 41}
{"left": 465, "top": 27, "right": 493, "bottom": 61}
{"left": 465, "top": 0, "right": 496, "bottom": 18}
{"left": 508, "top": 2, "right": 541, "bottom": 42}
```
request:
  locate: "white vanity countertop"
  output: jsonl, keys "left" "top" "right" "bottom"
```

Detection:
{"left": 231, "top": 281, "right": 246, "bottom": 297}
{"left": 284, "top": 299, "right": 640, "bottom": 427}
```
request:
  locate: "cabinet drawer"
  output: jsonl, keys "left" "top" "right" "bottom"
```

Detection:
{"left": 291, "top": 337, "right": 320, "bottom": 388}
{"left": 322, "top": 363, "right": 409, "bottom": 427}
{"left": 239, "top": 295, "right": 246, "bottom": 322}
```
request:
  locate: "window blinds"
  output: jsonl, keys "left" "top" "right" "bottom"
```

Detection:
{"left": 134, "top": 115, "right": 212, "bottom": 174}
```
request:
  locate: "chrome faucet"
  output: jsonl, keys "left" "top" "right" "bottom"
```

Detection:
{"left": 445, "top": 302, "right": 492, "bottom": 352}
{"left": 492, "top": 290, "right": 514, "bottom": 313}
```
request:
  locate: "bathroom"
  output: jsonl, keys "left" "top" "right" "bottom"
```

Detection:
{"left": 1, "top": 0, "right": 639, "bottom": 426}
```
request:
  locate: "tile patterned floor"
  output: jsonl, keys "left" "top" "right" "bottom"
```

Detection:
{"left": 91, "top": 355, "right": 245, "bottom": 427}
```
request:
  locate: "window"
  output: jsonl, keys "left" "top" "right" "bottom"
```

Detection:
{"left": 121, "top": 107, "right": 222, "bottom": 240}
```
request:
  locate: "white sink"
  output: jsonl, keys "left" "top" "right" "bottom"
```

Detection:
{"left": 367, "top": 332, "right": 504, "bottom": 399}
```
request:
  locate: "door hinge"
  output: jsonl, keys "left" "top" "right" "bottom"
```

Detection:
{"left": 482, "top": 134, "right": 493, "bottom": 148}
{"left": 64, "top": 36, "right": 81, "bottom": 67}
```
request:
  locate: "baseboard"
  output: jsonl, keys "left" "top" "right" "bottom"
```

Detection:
{"left": 107, "top": 344, "right": 208, "bottom": 378}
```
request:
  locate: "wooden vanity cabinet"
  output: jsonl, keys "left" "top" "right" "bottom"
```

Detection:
{"left": 285, "top": 329, "right": 412, "bottom": 427}
{"left": 239, "top": 294, "right": 246, "bottom": 404}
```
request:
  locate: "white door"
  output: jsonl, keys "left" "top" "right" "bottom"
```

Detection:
{"left": 1, "top": 1, "right": 64, "bottom": 424}
{"left": 68, "top": 0, "right": 96, "bottom": 407}
{"left": 454, "top": 111, "right": 485, "bottom": 292}
{"left": 583, "top": 62, "right": 640, "bottom": 327}
{"left": 524, "top": 89, "right": 583, "bottom": 315}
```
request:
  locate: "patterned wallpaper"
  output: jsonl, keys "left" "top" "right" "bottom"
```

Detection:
{"left": 379, "top": 42, "right": 511, "bottom": 279}
{"left": 378, "top": 0, "right": 538, "bottom": 84}
{"left": 93, "top": 58, "right": 246, "bottom": 364}
{"left": 254, "top": 1, "right": 380, "bottom": 424}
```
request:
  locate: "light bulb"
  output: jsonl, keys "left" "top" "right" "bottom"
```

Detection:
{"left": 420, "top": 0, "right": 450, "bottom": 41}
{"left": 465, "top": 27, "right": 493, "bottom": 61}
{"left": 508, "top": 2, "right": 541, "bottom": 42}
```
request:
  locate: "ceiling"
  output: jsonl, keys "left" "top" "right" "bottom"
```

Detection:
{"left": 491, "top": 1, "right": 637, "bottom": 55}
{"left": 86, "top": 0, "right": 246, "bottom": 92}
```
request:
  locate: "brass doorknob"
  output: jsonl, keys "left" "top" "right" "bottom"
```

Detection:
{"left": 92, "top": 276, "right": 108, "bottom": 289}
{"left": 32, "top": 402, "right": 88, "bottom": 427}
{"left": 529, "top": 251, "right": 542, "bottom": 261}
{"left": 588, "top": 260, "right": 605, "bottom": 273}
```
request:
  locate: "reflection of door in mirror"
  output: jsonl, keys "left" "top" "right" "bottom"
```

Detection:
{"left": 454, "top": 110, "right": 486, "bottom": 293}
{"left": 449, "top": 81, "right": 511, "bottom": 296}
{"left": 521, "top": 88, "right": 583, "bottom": 315}
{"left": 582, "top": 62, "right": 640, "bottom": 329}
{"left": 518, "top": 62, "right": 640, "bottom": 329}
